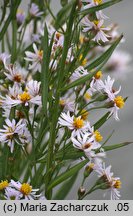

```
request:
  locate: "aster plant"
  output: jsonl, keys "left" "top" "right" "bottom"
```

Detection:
{"left": 0, "top": 0, "right": 132, "bottom": 200}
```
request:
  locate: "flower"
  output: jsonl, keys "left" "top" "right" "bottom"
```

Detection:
{"left": 82, "top": 0, "right": 108, "bottom": 19}
{"left": 10, "top": 180, "right": 40, "bottom": 200}
{"left": 71, "top": 66, "right": 89, "bottom": 82}
{"left": 102, "top": 76, "right": 124, "bottom": 120}
{"left": 58, "top": 111, "right": 91, "bottom": 137}
{"left": 90, "top": 71, "right": 104, "bottom": 92}
{"left": 0, "top": 119, "right": 25, "bottom": 153}
{"left": 25, "top": 43, "right": 43, "bottom": 72}
{"left": 94, "top": 164, "right": 121, "bottom": 200}
{"left": 4, "top": 64, "right": 28, "bottom": 84}
{"left": 108, "top": 95, "right": 125, "bottom": 121}
{"left": 16, "top": 9, "right": 25, "bottom": 25}
{"left": 3, "top": 80, "right": 41, "bottom": 107}
{"left": 4, "top": 187, "right": 22, "bottom": 200}
{"left": 26, "top": 80, "right": 41, "bottom": 97}
{"left": 29, "top": 3, "right": 43, "bottom": 17}
{"left": 0, "top": 180, "right": 9, "bottom": 190}
{"left": 71, "top": 132, "right": 101, "bottom": 159}
{"left": 59, "top": 97, "right": 75, "bottom": 112}
{"left": 0, "top": 52, "right": 10, "bottom": 69}
{"left": 82, "top": 18, "right": 110, "bottom": 43}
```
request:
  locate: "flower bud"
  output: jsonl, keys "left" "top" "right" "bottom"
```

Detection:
{"left": 78, "top": 186, "right": 86, "bottom": 198}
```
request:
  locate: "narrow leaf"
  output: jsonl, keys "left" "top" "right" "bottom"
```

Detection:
{"left": 0, "top": 0, "right": 21, "bottom": 41}
{"left": 41, "top": 25, "right": 50, "bottom": 115}
{"left": 80, "top": 0, "right": 122, "bottom": 17}
{"left": 53, "top": 173, "right": 78, "bottom": 199}
{"left": 61, "top": 36, "right": 122, "bottom": 91}
{"left": 94, "top": 112, "right": 110, "bottom": 130}
{"left": 103, "top": 142, "right": 133, "bottom": 152}
{"left": 48, "top": 159, "right": 88, "bottom": 190}
{"left": 85, "top": 35, "right": 123, "bottom": 71}
{"left": 55, "top": 0, "right": 76, "bottom": 29}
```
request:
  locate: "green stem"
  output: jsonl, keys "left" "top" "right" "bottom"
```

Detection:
{"left": 45, "top": 1, "right": 78, "bottom": 199}
{"left": 11, "top": 19, "right": 17, "bottom": 63}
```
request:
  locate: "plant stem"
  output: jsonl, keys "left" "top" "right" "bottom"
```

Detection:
{"left": 11, "top": 19, "right": 17, "bottom": 63}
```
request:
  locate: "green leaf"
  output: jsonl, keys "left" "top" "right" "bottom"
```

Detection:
{"left": 103, "top": 142, "right": 133, "bottom": 152}
{"left": 0, "top": 0, "right": 21, "bottom": 41}
{"left": 80, "top": 0, "right": 123, "bottom": 17}
{"left": 48, "top": 159, "right": 88, "bottom": 190}
{"left": 41, "top": 25, "right": 49, "bottom": 115}
{"left": 53, "top": 173, "right": 78, "bottom": 199}
{"left": 56, "top": 149, "right": 84, "bottom": 161}
{"left": 94, "top": 112, "right": 110, "bottom": 130}
{"left": 85, "top": 35, "right": 123, "bottom": 71}
{"left": 54, "top": 0, "right": 76, "bottom": 29}
{"left": 61, "top": 35, "right": 122, "bottom": 92}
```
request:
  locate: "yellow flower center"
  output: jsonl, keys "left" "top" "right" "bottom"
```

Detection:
{"left": 20, "top": 183, "right": 32, "bottom": 195}
{"left": 94, "top": 71, "right": 102, "bottom": 79}
{"left": 114, "top": 180, "right": 121, "bottom": 189}
{"left": 94, "top": 0, "right": 103, "bottom": 4}
{"left": 94, "top": 130, "right": 103, "bottom": 142}
{"left": 79, "top": 36, "right": 84, "bottom": 44}
{"left": 84, "top": 92, "right": 91, "bottom": 100}
{"left": 79, "top": 54, "right": 87, "bottom": 66}
{"left": 86, "top": 163, "right": 95, "bottom": 172}
{"left": 19, "top": 91, "right": 31, "bottom": 103}
{"left": 93, "top": 20, "right": 100, "bottom": 26}
{"left": 0, "top": 180, "right": 9, "bottom": 190}
{"left": 38, "top": 50, "right": 43, "bottom": 59}
{"left": 56, "top": 32, "right": 61, "bottom": 40}
{"left": 81, "top": 109, "right": 89, "bottom": 120}
{"left": 114, "top": 96, "right": 125, "bottom": 109}
{"left": 59, "top": 99, "right": 66, "bottom": 107}
{"left": 73, "top": 117, "right": 84, "bottom": 129}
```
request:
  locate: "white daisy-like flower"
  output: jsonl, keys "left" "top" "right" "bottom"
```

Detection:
{"left": 58, "top": 111, "right": 91, "bottom": 137}
{"left": 29, "top": 3, "right": 43, "bottom": 17}
{"left": 82, "top": 17, "right": 110, "bottom": 43}
{"left": 3, "top": 80, "right": 41, "bottom": 107}
{"left": 71, "top": 132, "right": 101, "bottom": 159}
{"left": 94, "top": 164, "right": 121, "bottom": 200}
{"left": 71, "top": 66, "right": 89, "bottom": 82}
{"left": 0, "top": 52, "right": 10, "bottom": 68}
{"left": 4, "top": 187, "right": 22, "bottom": 200}
{"left": 52, "top": 32, "right": 74, "bottom": 63}
{"left": 101, "top": 76, "right": 124, "bottom": 120}
{"left": 90, "top": 71, "right": 104, "bottom": 92}
{"left": 25, "top": 43, "right": 43, "bottom": 72}
{"left": 59, "top": 97, "right": 75, "bottom": 113}
{"left": 103, "top": 76, "right": 121, "bottom": 99}
{"left": 4, "top": 64, "right": 28, "bottom": 84}
{"left": 10, "top": 180, "right": 40, "bottom": 200}
{"left": 82, "top": 0, "right": 108, "bottom": 19}
{"left": 19, "top": 126, "right": 32, "bottom": 145}
{"left": 26, "top": 80, "right": 41, "bottom": 97}
{"left": 0, "top": 119, "right": 25, "bottom": 153}
{"left": 53, "top": 33, "right": 64, "bottom": 50}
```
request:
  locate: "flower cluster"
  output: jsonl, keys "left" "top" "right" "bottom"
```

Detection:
{"left": 0, "top": 0, "right": 131, "bottom": 200}
{"left": 0, "top": 179, "right": 44, "bottom": 200}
